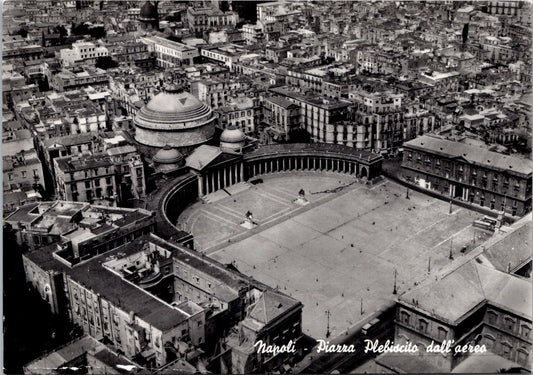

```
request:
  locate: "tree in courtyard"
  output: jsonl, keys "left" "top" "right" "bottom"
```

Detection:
{"left": 95, "top": 56, "right": 119, "bottom": 70}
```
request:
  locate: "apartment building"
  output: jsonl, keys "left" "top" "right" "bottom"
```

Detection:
{"left": 54, "top": 154, "right": 118, "bottom": 203}
{"left": 263, "top": 96, "right": 301, "bottom": 141}
{"left": 140, "top": 36, "right": 199, "bottom": 68}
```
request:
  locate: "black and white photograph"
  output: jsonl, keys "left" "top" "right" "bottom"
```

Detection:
{"left": 2, "top": 0, "right": 532, "bottom": 374}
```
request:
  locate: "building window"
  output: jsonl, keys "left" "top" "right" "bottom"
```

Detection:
{"left": 501, "top": 342, "right": 512, "bottom": 359}
{"left": 505, "top": 317, "right": 516, "bottom": 331}
{"left": 400, "top": 311, "right": 410, "bottom": 325}
{"left": 484, "top": 334, "right": 496, "bottom": 349}
{"left": 521, "top": 325, "right": 531, "bottom": 338}
{"left": 418, "top": 319, "right": 428, "bottom": 332}
{"left": 487, "top": 310, "right": 498, "bottom": 324}
{"left": 517, "top": 349, "right": 528, "bottom": 363}
{"left": 437, "top": 327, "right": 447, "bottom": 341}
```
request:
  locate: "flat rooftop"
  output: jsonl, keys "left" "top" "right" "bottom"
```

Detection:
{"left": 141, "top": 36, "right": 197, "bottom": 52}
{"left": 24, "top": 235, "right": 190, "bottom": 331}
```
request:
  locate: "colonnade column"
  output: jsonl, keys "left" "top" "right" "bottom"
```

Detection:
{"left": 198, "top": 175, "right": 204, "bottom": 196}
{"left": 240, "top": 162, "right": 244, "bottom": 181}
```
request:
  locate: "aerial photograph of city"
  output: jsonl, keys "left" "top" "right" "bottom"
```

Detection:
{"left": 2, "top": 0, "right": 532, "bottom": 374}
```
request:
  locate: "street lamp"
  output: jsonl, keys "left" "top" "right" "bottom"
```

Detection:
{"left": 325, "top": 310, "right": 331, "bottom": 338}
{"left": 449, "top": 239, "right": 454, "bottom": 260}
{"left": 393, "top": 268, "right": 397, "bottom": 294}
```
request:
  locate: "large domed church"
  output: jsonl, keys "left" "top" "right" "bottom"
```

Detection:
{"left": 139, "top": 1, "right": 159, "bottom": 31}
{"left": 134, "top": 86, "right": 216, "bottom": 152}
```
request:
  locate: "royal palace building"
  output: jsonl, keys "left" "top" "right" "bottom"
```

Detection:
{"left": 401, "top": 135, "right": 532, "bottom": 217}
{"left": 384, "top": 258, "right": 532, "bottom": 373}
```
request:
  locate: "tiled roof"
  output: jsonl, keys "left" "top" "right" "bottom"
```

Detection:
{"left": 106, "top": 144, "right": 137, "bottom": 156}
{"left": 400, "top": 259, "right": 532, "bottom": 324}
{"left": 266, "top": 96, "right": 298, "bottom": 109}
{"left": 480, "top": 215, "right": 532, "bottom": 273}
{"left": 185, "top": 145, "right": 221, "bottom": 171}
{"left": 248, "top": 290, "right": 300, "bottom": 326}
{"left": 42, "top": 132, "right": 96, "bottom": 148}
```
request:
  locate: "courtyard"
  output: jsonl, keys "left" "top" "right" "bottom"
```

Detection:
{"left": 178, "top": 173, "right": 491, "bottom": 339}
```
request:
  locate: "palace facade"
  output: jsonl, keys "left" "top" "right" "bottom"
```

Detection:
{"left": 401, "top": 135, "right": 532, "bottom": 217}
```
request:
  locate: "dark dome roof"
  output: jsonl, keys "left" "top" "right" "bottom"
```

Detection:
{"left": 140, "top": 1, "right": 158, "bottom": 20}
{"left": 220, "top": 127, "right": 246, "bottom": 143}
{"left": 153, "top": 145, "right": 183, "bottom": 164}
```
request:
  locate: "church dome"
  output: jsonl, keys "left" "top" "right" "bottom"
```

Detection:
{"left": 220, "top": 126, "right": 246, "bottom": 151}
{"left": 134, "top": 89, "right": 216, "bottom": 149}
{"left": 135, "top": 90, "right": 212, "bottom": 130}
{"left": 140, "top": 1, "right": 158, "bottom": 20}
{"left": 153, "top": 145, "right": 183, "bottom": 164}
{"left": 220, "top": 127, "right": 246, "bottom": 143}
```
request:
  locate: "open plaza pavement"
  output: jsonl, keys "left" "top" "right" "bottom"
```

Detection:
{"left": 179, "top": 173, "right": 491, "bottom": 339}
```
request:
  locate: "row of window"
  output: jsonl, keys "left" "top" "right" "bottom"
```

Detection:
{"left": 7, "top": 168, "right": 40, "bottom": 180}
{"left": 400, "top": 311, "right": 448, "bottom": 339}
{"left": 78, "top": 177, "right": 113, "bottom": 188}
{"left": 487, "top": 310, "right": 531, "bottom": 338}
